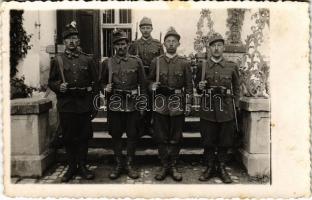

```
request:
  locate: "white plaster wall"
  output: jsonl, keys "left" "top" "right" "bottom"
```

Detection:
{"left": 16, "top": 10, "right": 56, "bottom": 88}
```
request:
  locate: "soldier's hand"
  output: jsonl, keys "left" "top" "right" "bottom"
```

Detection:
{"left": 105, "top": 83, "right": 113, "bottom": 93}
{"left": 184, "top": 104, "right": 192, "bottom": 116}
{"left": 60, "top": 83, "right": 68, "bottom": 93}
{"left": 198, "top": 81, "right": 207, "bottom": 91}
{"left": 236, "top": 106, "right": 241, "bottom": 115}
{"left": 139, "top": 110, "right": 145, "bottom": 116}
{"left": 151, "top": 82, "right": 160, "bottom": 91}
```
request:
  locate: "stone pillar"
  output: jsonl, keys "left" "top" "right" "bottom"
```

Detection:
{"left": 239, "top": 97, "right": 270, "bottom": 176}
{"left": 11, "top": 97, "right": 55, "bottom": 177}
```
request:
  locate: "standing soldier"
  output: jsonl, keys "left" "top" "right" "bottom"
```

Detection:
{"left": 129, "top": 17, "right": 164, "bottom": 136}
{"left": 195, "top": 33, "right": 240, "bottom": 183}
{"left": 48, "top": 21, "right": 98, "bottom": 182}
{"left": 100, "top": 30, "right": 146, "bottom": 180}
{"left": 149, "top": 27, "right": 193, "bottom": 182}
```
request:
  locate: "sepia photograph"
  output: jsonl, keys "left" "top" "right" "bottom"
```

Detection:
{"left": 1, "top": 1, "right": 310, "bottom": 198}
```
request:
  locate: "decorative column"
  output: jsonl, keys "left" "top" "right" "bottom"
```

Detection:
{"left": 11, "top": 97, "right": 55, "bottom": 177}
{"left": 238, "top": 9, "right": 270, "bottom": 177}
{"left": 223, "top": 8, "right": 246, "bottom": 64}
{"left": 193, "top": 9, "right": 215, "bottom": 59}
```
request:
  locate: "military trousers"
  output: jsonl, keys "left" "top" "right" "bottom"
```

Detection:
{"left": 153, "top": 112, "right": 184, "bottom": 165}
{"left": 107, "top": 111, "right": 140, "bottom": 158}
{"left": 59, "top": 112, "right": 92, "bottom": 165}
{"left": 200, "top": 119, "right": 234, "bottom": 163}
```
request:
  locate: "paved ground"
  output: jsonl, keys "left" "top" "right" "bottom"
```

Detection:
{"left": 12, "top": 157, "right": 270, "bottom": 184}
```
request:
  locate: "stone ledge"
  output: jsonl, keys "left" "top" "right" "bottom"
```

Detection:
{"left": 240, "top": 97, "right": 270, "bottom": 112}
{"left": 11, "top": 150, "right": 55, "bottom": 178}
{"left": 239, "top": 149, "right": 270, "bottom": 177}
{"left": 11, "top": 97, "right": 52, "bottom": 115}
{"left": 224, "top": 44, "right": 247, "bottom": 53}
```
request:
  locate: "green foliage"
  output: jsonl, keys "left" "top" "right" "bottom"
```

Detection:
{"left": 10, "top": 10, "right": 34, "bottom": 99}
{"left": 10, "top": 76, "right": 36, "bottom": 99}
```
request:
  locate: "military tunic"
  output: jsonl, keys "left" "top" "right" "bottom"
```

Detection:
{"left": 149, "top": 55, "right": 193, "bottom": 116}
{"left": 129, "top": 37, "right": 164, "bottom": 70}
{"left": 100, "top": 54, "right": 146, "bottom": 157}
{"left": 148, "top": 54, "right": 192, "bottom": 164}
{"left": 48, "top": 51, "right": 98, "bottom": 168}
{"left": 195, "top": 57, "right": 240, "bottom": 155}
{"left": 48, "top": 51, "right": 98, "bottom": 114}
{"left": 196, "top": 58, "right": 240, "bottom": 122}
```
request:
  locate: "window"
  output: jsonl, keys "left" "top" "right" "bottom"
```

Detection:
{"left": 101, "top": 9, "right": 133, "bottom": 58}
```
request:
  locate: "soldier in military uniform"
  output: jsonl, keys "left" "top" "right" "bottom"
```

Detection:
{"left": 195, "top": 33, "right": 240, "bottom": 183}
{"left": 100, "top": 30, "right": 146, "bottom": 180}
{"left": 48, "top": 22, "right": 98, "bottom": 182}
{"left": 148, "top": 27, "right": 193, "bottom": 182}
{"left": 129, "top": 17, "right": 164, "bottom": 136}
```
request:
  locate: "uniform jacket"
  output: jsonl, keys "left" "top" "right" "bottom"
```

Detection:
{"left": 100, "top": 54, "right": 146, "bottom": 112}
{"left": 148, "top": 55, "right": 193, "bottom": 116}
{"left": 48, "top": 51, "right": 98, "bottom": 113}
{"left": 129, "top": 37, "right": 164, "bottom": 68}
{"left": 195, "top": 57, "right": 240, "bottom": 122}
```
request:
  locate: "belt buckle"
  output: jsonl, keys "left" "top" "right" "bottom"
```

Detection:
{"left": 131, "top": 89, "right": 138, "bottom": 95}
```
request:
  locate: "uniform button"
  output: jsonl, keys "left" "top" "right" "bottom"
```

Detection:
{"left": 74, "top": 80, "right": 77, "bottom": 82}
{"left": 215, "top": 72, "right": 218, "bottom": 74}
{"left": 215, "top": 80, "right": 217, "bottom": 83}
{"left": 73, "top": 64, "right": 76, "bottom": 66}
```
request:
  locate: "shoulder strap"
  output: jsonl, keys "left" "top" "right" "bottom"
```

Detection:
{"left": 156, "top": 57, "right": 160, "bottom": 83}
{"left": 201, "top": 59, "right": 207, "bottom": 81}
{"left": 108, "top": 58, "right": 112, "bottom": 84}
{"left": 56, "top": 55, "right": 66, "bottom": 83}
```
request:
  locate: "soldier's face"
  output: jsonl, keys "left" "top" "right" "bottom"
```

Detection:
{"left": 164, "top": 36, "right": 180, "bottom": 54}
{"left": 114, "top": 39, "right": 129, "bottom": 57}
{"left": 209, "top": 41, "right": 225, "bottom": 58}
{"left": 140, "top": 25, "right": 153, "bottom": 38}
{"left": 63, "top": 35, "right": 79, "bottom": 50}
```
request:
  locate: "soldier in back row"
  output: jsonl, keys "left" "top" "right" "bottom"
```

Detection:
{"left": 129, "top": 17, "right": 164, "bottom": 136}
{"left": 148, "top": 27, "right": 193, "bottom": 182}
{"left": 48, "top": 22, "right": 98, "bottom": 182}
{"left": 100, "top": 30, "right": 146, "bottom": 180}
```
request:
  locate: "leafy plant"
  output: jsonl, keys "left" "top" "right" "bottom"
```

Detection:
{"left": 10, "top": 10, "right": 34, "bottom": 99}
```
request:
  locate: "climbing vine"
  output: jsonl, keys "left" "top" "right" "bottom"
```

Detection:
{"left": 10, "top": 10, "right": 34, "bottom": 99}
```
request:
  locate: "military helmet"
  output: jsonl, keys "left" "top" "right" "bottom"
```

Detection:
{"left": 208, "top": 32, "right": 225, "bottom": 46}
{"left": 139, "top": 17, "right": 152, "bottom": 27}
{"left": 164, "top": 26, "right": 180, "bottom": 41}
{"left": 62, "top": 21, "right": 79, "bottom": 39}
{"left": 112, "top": 29, "right": 129, "bottom": 44}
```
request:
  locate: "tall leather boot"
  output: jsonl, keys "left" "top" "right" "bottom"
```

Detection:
{"left": 61, "top": 145, "right": 78, "bottom": 182}
{"left": 109, "top": 138, "right": 124, "bottom": 179}
{"left": 169, "top": 160, "right": 182, "bottom": 182}
{"left": 77, "top": 142, "right": 94, "bottom": 180}
{"left": 109, "top": 156, "right": 123, "bottom": 180}
{"left": 199, "top": 148, "right": 216, "bottom": 181}
{"left": 125, "top": 156, "right": 139, "bottom": 179}
{"left": 217, "top": 161, "right": 233, "bottom": 184}
{"left": 168, "top": 142, "right": 182, "bottom": 182}
{"left": 155, "top": 144, "right": 169, "bottom": 181}
{"left": 199, "top": 160, "right": 215, "bottom": 181}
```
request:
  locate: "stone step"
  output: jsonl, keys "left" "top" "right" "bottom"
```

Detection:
{"left": 89, "top": 131, "right": 202, "bottom": 149}
{"left": 91, "top": 116, "right": 200, "bottom": 132}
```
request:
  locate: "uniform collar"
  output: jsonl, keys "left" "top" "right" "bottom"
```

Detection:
{"left": 64, "top": 49, "right": 80, "bottom": 59}
{"left": 114, "top": 54, "right": 129, "bottom": 63}
{"left": 209, "top": 56, "right": 225, "bottom": 68}
{"left": 164, "top": 53, "right": 178, "bottom": 63}
{"left": 139, "top": 36, "right": 153, "bottom": 44}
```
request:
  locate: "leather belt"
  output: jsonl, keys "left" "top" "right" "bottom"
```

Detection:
{"left": 156, "top": 86, "right": 183, "bottom": 96}
{"left": 113, "top": 89, "right": 138, "bottom": 95}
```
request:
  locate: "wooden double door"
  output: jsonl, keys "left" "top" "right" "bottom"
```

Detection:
{"left": 57, "top": 10, "right": 101, "bottom": 61}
